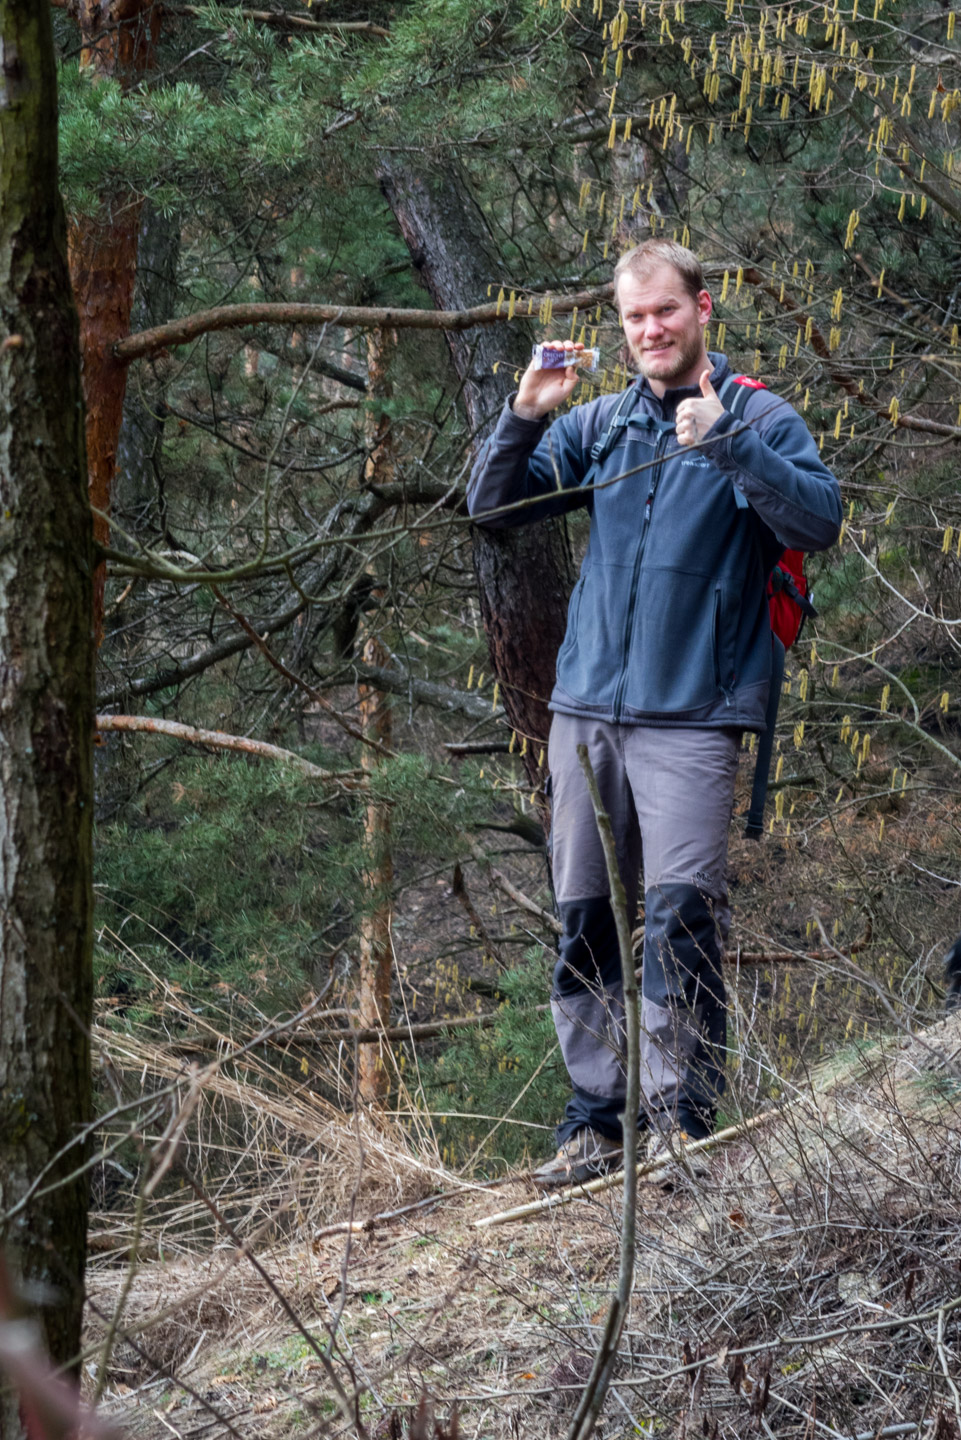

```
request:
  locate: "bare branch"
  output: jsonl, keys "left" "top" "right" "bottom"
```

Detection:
{"left": 95, "top": 712, "right": 364, "bottom": 784}
{"left": 114, "top": 285, "right": 618, "bottom": 364}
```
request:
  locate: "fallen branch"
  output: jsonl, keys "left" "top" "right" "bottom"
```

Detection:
{"left": 300, "top": 1008, "right": 549, "bottom": 1044}
{"left": 474, "top": 1107, "right": 783, "bottom": 1228}
{"left": 95, "top": 713, "right": 364, "bottom": 785}
{"left": 462, "top": 834, "right": 561, "bottom": 935}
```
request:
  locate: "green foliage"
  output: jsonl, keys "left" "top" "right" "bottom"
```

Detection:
{"left": 95, "top": 753, "right": 355, "bottom": 1013}
{"left": 418, "top": 955, "right": 568, "bottom": 1174}
{"left": 94, "top": 739, "right": 495, "bottom": 1021}
{"left": 74, "top": 0, "right": 961, "bottom": 1194}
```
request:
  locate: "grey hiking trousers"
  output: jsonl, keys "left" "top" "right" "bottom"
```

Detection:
{"left": 547, "top": 715, "right": 740, "bottom": 1145}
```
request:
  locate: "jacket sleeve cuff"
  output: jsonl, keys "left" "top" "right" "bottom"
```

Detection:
{"left": 497, "top": 393, "right": 549, "bottom": 443}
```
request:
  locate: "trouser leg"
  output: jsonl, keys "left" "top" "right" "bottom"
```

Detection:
{"left": 547, "top": 715, "right": 641, "bottom": 1144}
{"left": 624, "top": 728, "right": 740, "bottom": 1139}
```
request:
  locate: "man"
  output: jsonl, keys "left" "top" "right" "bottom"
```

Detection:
{"left": 467, "top": 239, "right": 842, "bottom": 1188}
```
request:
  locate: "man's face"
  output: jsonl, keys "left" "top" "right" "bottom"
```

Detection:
{"left": 617, "top": 264, "right": 712, "bottom": 395}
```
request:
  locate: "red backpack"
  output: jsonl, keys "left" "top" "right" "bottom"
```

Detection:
{"left": 721, "top": 376, "right": 818, "bottom": 650}
{"left": 719, "top": 375, "right": 819, "bottom": 836}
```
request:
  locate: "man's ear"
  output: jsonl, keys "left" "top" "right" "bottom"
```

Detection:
{"left": 697, "top": 288, "right": 713, "bottom": 327}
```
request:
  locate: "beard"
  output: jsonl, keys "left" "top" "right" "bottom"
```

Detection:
{"left": 630, "top": 328, "right": 705, "bottom": 384}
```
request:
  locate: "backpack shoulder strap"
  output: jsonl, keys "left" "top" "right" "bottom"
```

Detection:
{"left": 717, "top": 375, "right": 767, "bottom": 510}
{"left": 578, "top": 384, "right": 641, "bottom": 495}
{"left": 588, "top": 384, "right": 640, "bottom": 467}
{"left": 718, "top": 373, "right": 768, "bottom": 422}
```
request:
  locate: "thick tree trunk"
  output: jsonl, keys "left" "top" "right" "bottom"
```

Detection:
{"left": 380, "top": 160, "right": 574, "bottom": 800}
{"left": 0, "top": 0, "right": 94, "bottom": 1428}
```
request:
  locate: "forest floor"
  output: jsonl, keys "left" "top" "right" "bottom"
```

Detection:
{"left": 87, "top": 1006, "right": 961, "bottom": 1440}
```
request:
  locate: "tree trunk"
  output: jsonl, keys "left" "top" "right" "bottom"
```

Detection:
{"left": 69, "top": 0, "right": 160, "bottom": 639}
{"left": 355, "top": 330, "right": 395, "bottom": 1104}
{"left": 356, "top": 638, "right": 394, "bottom": 1105}
{"left": 380, "top": 159, "right": 574, "bottom": 802}
{"left": 69, "top": 208, "right": 141, "bottom": 635}
{"left": 0, "top": 0, "right": 95, "bottom": 1428}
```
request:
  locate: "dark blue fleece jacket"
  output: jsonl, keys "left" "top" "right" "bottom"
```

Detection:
{"left": 467, "top": 353, "right": 842, "bottom": 731}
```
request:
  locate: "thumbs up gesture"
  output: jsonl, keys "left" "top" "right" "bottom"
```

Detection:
{"left": 675, "top": 369, "right": 725, "bottom": 448}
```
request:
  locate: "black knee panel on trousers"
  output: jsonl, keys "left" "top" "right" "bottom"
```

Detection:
{"left": 642, "top": 883, "right": 725, "bottom": 1009}
{"left": 554, "top": 896, "right": 622, "bottom": 997}
{"left": 945, "top": 934, "right": 961, "bottom": 1012}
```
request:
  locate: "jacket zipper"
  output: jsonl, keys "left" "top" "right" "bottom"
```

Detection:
{"left": 612, "top": 429, "right": 667, "bottom": 721}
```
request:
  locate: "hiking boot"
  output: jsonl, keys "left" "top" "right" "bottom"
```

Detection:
{"left": 531, "top": 1129, "right": 623, "bottom": 1190}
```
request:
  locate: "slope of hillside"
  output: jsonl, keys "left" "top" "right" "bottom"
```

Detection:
{"left": 85, "top": 1011, "right": 961, "bottom": 1440}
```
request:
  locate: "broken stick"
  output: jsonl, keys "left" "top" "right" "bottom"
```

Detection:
{"left": 474, "top": 1107, "right": 784, "bottom": 1228}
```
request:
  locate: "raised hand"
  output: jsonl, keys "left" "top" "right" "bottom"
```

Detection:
{"left": 675, "top": 369, "right": 726, "bottom": 448}
{"left": 513, "top": 342, "right": 584, "bottom": 421}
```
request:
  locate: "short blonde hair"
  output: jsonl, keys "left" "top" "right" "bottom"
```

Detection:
{"left": 613, "top": 239, "right": 705, "bottom": 304}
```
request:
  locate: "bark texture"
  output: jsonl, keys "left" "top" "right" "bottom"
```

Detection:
{"left": 68, "top": 208, "right": 141, "bottom": 632}
{"left": 0, "top": 0, "right": 94, "bottom": 1425}
{"left": 355, "top": 331, "right": 395, "bottom": 1104}
{"left": 356, "top": 638, "right": 394, "bottom": 1104}
{"left": 380, "top": 159, "right": 575, "bottom": 797}
{"left": 68, "top": 0, "right": 159, "bottom": 637}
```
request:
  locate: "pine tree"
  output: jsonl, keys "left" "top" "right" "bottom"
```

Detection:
{"left": 0, "top": 0, "right": 94, "bottom": 1420}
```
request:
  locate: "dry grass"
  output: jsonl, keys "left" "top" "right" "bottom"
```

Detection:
{"left": 86, "top": 978, "right": 961, "bottom": 1440}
